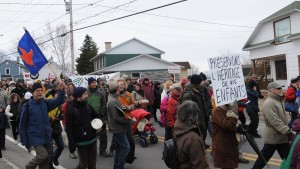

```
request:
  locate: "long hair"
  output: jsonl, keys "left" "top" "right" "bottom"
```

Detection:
{"left": 10, "top": 93, "right": 20, "bottom": 104}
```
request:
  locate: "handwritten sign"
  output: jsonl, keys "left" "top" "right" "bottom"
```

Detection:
{"left": 208, "top": 55, "right": 247, "bottom": 106}
{"left": 69, "top": 72, "right": 120, "bottom": 87}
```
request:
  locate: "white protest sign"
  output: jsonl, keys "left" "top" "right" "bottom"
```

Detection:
{"left": 168, "top": 66, "right": 180, "bottom": 74}
{"left": 69, "top": 72, "right": 120, "bottom": 88}
{"left": 23, "top": 73, "right": 31, "bottom": 82}
{"left": 208, "top": 55, "right": 247, "bottom": 106}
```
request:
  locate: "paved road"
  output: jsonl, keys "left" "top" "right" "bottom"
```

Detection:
{"left": 2, "top": 113, "right": 283, "bottom": 169}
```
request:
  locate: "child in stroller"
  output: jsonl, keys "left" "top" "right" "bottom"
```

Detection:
{"left": 131, "top": 109, "right": 158, "bottom": 147}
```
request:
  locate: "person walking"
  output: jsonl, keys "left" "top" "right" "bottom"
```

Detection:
{"left": 66, "top": 87, "right": 101, "bottom": 169}
{"left": 19, "top": 82, "right": 66, "bottom": 169}
{"left": 141, "top": 78, "right": 156, "bottom": 121}
{"left": 285, "top": 77, "right": 300, "bottom": 128}
{"left": 0, "top": 105, "right": 10, "bottom": 151}
{"left": 87, "top": 77, "right": 110, "bottom": 157}
{"left": 252, "top": 82, "right": 294, "bottom": 169}
{"left": 5, "top": 93, "right": 21, "bottom": 144}
{"left": 107, "top": 81, "right": 131, "bottom": 169}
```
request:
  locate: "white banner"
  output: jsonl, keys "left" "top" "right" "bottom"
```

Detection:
{"left": 208, "top": 55, "right": 247, "bottom": 106}
{"left": 68, "top": 72, "right": 120, "bottom": 87}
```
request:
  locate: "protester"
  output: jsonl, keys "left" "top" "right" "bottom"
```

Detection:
{"left": 165, "top": 83, "right": 182, "bottom": 140}
{"left": 66, "top": 87, "right": 100, "bottom": 169}
{"left": 174, "top": 101, "right": 209, "bottom": 169}
{"left": 0, "top": 86, "right": 8, "bottom": 108}
{"left": 291, "top": 118, "right": 300, "bottom": 169}
{"left": 246, "top": 79, "right": 261, "bottom": 138}
{"left": 5, "top": 93, "right": 21, "bottom": 144}
{"left": 179, "top": 77, "right": 188, "bottom": 91}
{"left": 26, "top": 81, "right": 33, "bottom": 93}
{"left": 87, "top": 77, "right": 109, "bottom": 157}
{"left": 107, "top": 81, "right": 131, "bottom": 169}
{"left": 19, "top": 82, "right": 65, "bottom": 169}
{"left": 131, "top": 77, "right": 138, "bottom": 86}
{"left": 131, "top": 83, "right": 145, "bottom": 109}
{"left": 285, "top": 77, "right": 300, "bottom": 128}
{"left": 11, "top": 79, "right": 27, "bottom": 100}
{"left": 252, "top": 82, "right": 293, "bottom": 169}
{"left": 126, "top": 77, "right": 134, "bottom": 93}
{"left": 180, "top": 74, "right": 208, "bottom": 148}
{"left": 169, "top": 74, "right": 176, "bottom": 83}
{"left": 6, "top": 81, "right": 16, "bottom": 99}
{"left": 0, "top": 105, "right": 9, "bottom": 151}
{"left": 153, "top": 81, "right": 162, "bottom": 126}
{"left": 141, "top": 78, "right": 156, "bottom": 121}
{"left": 212, "top": 102, "right": 239, "bottom": 169}
{"left": 97, "top": 77, "right": 109, "bottom": 101}
{"left": 161, "top": 80, "right": 173, "bottom": 101}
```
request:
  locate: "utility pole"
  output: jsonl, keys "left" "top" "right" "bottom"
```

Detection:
{"left": 64, "top": 0, "right": 75, "bottom": 75}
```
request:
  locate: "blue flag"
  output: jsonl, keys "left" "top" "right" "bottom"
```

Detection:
{"left": 18, "top": 30, "right": 48, "bottom": 75}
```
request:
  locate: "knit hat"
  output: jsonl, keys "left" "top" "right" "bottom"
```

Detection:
{"left": 199, "top": 72, "right": 207, "bottom": 81}
{"left": 72, "top": 87, "right": 87, "bottom": 99}
{"left": 181, "top": 77, "right": 188, "bottom": 84}
{"left": 190, "top": 74, "right": 202, "bottom": 85}
{"left": 88, "top": 77, "right": 96, "bottom": 85}
{"left": 108, "top": 81, "right": 119, "bottom": 93}
{"left": 32, "top": 82, "right": 43, "bottom": 92}
{"left": 24, "top": 92, "right": 33, "bottom": 100}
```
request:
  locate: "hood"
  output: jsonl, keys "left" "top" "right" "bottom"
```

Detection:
{"left": 174, "top": 119, "right": 199, "bottom": 137}
{"left": 154, "top": 81, "right": 161, "bottom": 89}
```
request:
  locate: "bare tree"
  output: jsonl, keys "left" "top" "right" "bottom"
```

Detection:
{"left": 189, "top": 64, "right": 200, "bottom": 75}
{"left": 0, "top": 50, "right": 9, "bottom": 63}
{"left": 41, "top": 23, "right": 70, "bottom": 75}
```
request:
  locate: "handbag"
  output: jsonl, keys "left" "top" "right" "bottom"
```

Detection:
{"left": 280, "top": 134, "right": 300, "bottom": 169}
{"left": 284, "top": 102, "right": 299, "bottom": 112}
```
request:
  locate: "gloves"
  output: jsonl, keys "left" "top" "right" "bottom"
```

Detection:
{"left": 229, "top": 100, "right": 238, "bottom": 114}
{"left": 287, "top": 131, "right": 295, "bottom": 140}
{"left": 226, "top": 110, "right": 238, "bottom": 119}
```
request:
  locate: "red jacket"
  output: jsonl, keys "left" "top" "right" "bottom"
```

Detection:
{"left": 61, "top": 99, "right": 72, "bottom": 126}
{"left": 238, "top": 98, "right": 248, "bottom": 112}
{"left": 166, "top": 93, "right": 180, "bottom": 127}
{"left": 285, "top": 84, "right": 297, "bottom": 102}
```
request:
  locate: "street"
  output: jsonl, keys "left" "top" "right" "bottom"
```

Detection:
{"left": 2, "top": 113, "right": 282, "bottom": 169}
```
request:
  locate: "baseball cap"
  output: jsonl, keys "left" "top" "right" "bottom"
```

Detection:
{"left": 267, "top": 82, "right": 284, "bottom": 91}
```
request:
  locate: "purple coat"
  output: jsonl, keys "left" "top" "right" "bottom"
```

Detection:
{"left": 291, "top": 119, "right": 300, "bottom": 169}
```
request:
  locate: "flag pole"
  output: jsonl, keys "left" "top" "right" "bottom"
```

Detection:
{"left": 47, "top": 63, "right": 61, "bottom": 82}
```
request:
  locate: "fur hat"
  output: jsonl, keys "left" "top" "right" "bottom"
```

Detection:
{"left": 72, "top": 87, "right": 87, "bottom": 99}
{"left": 190, "top": 74, "right": 202, "bottom": 85}
{"left": 32, "top": 82, "right": 43, "bottom": 92}
{"left": 176, "top": 100, "right": 199, "bottom": 125}
{"left": 87, "top": 77, "right": 96, "bottom": 85}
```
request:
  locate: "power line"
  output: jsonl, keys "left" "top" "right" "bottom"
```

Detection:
{"left": 0, "top": 2, "right": 88, "bottom": 5}
{"left": 0, "top": 0, "right": 188, "bottom": 58}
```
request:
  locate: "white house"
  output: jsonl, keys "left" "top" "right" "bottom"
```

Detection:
{"left": 243, "top": 1, "right": 300, "bottom": 88}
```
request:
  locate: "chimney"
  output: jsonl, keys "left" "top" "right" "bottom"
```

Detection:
{"left": 105, "top": 42, "right": 112, "bottom": 51}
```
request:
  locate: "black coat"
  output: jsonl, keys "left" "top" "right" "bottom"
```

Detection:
{"left": 246, "top": 88, "right": 259, "bottom": 113}
{"left": 153, "top": 88, "right": 161, "bottom": 109}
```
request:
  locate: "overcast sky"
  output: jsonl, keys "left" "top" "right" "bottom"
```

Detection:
{"left": 0, "top": 0, "right": 296, "bottom": 72}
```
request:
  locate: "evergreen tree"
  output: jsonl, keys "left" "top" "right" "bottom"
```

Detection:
{"left": 76, "top": 34, "right": 98, "bottom": 75}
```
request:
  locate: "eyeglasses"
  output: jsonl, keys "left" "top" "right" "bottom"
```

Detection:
{"left": 276, "top": 87, "right": 282, "bottom": 90}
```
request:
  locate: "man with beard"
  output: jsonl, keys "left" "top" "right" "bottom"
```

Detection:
{"left": 19, "top": 81, "right": 65, "bottom": 169}
{"left": 86, "top": 77, "right": 110, "bottom": 157}
{"left": 141, "top": 78, "right": 156, "bottom": 121}
{"left": 11, "top": 79, "right": 27, "bottom": 100}
{"left": 66, "top": 87, "right": 101, "bottom": 169}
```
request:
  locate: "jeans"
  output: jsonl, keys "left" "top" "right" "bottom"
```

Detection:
{"left": 110, "top": 123, "right": 132, "bottom": 152}
{"left": 77, "top": 141, "right": 97, "bottom": 169}
{"left": 113, "top": 132, "right": 130, "bottom": 169}
{"left": 252, "top": 143, "right": 290, "bottom": 169}
{"left": 26, "top": 143, "right": 53, "bottom": 169}
{"left": 288, "top": 111, "right": 297, "bottom": 128}
{"left": 247, "top": 111, "right": 259, "bottom": 135}
{"left": 52, "top": 134, "right": 64, "bottom": 161}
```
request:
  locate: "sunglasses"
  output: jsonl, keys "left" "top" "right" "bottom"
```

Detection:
{"left": 276, "top": 87, "right": 282, "bottom": 90}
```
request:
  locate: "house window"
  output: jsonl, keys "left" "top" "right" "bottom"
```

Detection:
{"left": 131, "top": 73, "right": 140, "bottom": 78}
{"left": 274, "top": 17, "right": 291, "bottom": 44}
{"left": 5, "top": 68, "right": 10, "bottom": 75}
{"left": 275, "top": 60, "right": 287, "bottom": 80}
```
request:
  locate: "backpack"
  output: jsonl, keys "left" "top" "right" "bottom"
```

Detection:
{"left": 162, "top": 135, "right": 179, "bottom": 169}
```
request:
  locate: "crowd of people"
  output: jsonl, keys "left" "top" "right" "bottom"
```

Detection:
{"left": 0, "top": 72, "right": 300, "bottom": 169}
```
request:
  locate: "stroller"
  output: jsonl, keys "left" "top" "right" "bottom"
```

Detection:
{"left": 131, "top": 109, "right": 158, "bottom": 147}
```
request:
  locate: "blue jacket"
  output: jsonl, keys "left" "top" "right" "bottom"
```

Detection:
{"left": 19, "top": 90, "right": 65, "bottom": 146}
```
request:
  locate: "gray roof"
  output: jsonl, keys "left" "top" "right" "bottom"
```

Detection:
{"left": 262, "top": 1, "right": 300, "bottom": 22}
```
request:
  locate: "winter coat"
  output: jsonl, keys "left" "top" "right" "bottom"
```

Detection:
{"left": 66, "top": 100, "right": 98, "bottom": 147}
{"left": 141, "top": 82, "right": 154, "bottom": 106}
{"left": 0, "top": 111, "right": 9, "bottom": 129}
{"left": 5, "top": 103, "right": 20, "bottom": 121}
{"left": 118, "top": 91, "right": 134, "bottom": 119}
{"left": 11, "top": 86, "right": 27, "bottom": 100}
{"left": 246, "top": 88, "right": 259, "bottom": 113}
{"left": 131, "top": 91, "right": 145, "bottom": 108}
{"left": 291, "top": 119, "right": 300, "bottom": 169}
{"left": 263, "top": 92, "right": 289, "bottom": 144}
{"left": 180, "top": 84, "right": 206, "bottom": 133}
{"left": 166, "top": 93, "right": 180, "bottom": 127}
{"left": 107, "top": 93, "right": 131, "bottom": 133}
{"left": 174, "top": 120, "right": 209, "bottom": 169}
{"left": 285, "top": 84, "right": 297, "bottom": 102}
{"left": 87, "top": 87, "right": 107, "bottom": 120}
{"left": 153, "top": 84, "right": 161, "bottom": 109}
{"left": 61, "top": 99, "right": 72, "bottom": 126}
{"left": 19, "top": 90, "right": 65, "bottom": 147}
{"left": 211, "top": 106, "right": 238, "bottom": 168}
{"left": 0, "top": 88, "right": 8, "bottom": 108}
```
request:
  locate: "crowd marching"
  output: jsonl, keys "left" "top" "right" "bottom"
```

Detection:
{"left": 0, "top": 73, "right": 300, "bottom": 169}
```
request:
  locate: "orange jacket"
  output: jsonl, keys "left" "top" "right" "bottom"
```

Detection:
{"left": 118, "top": 91, "right": 135, "bottom": 119}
